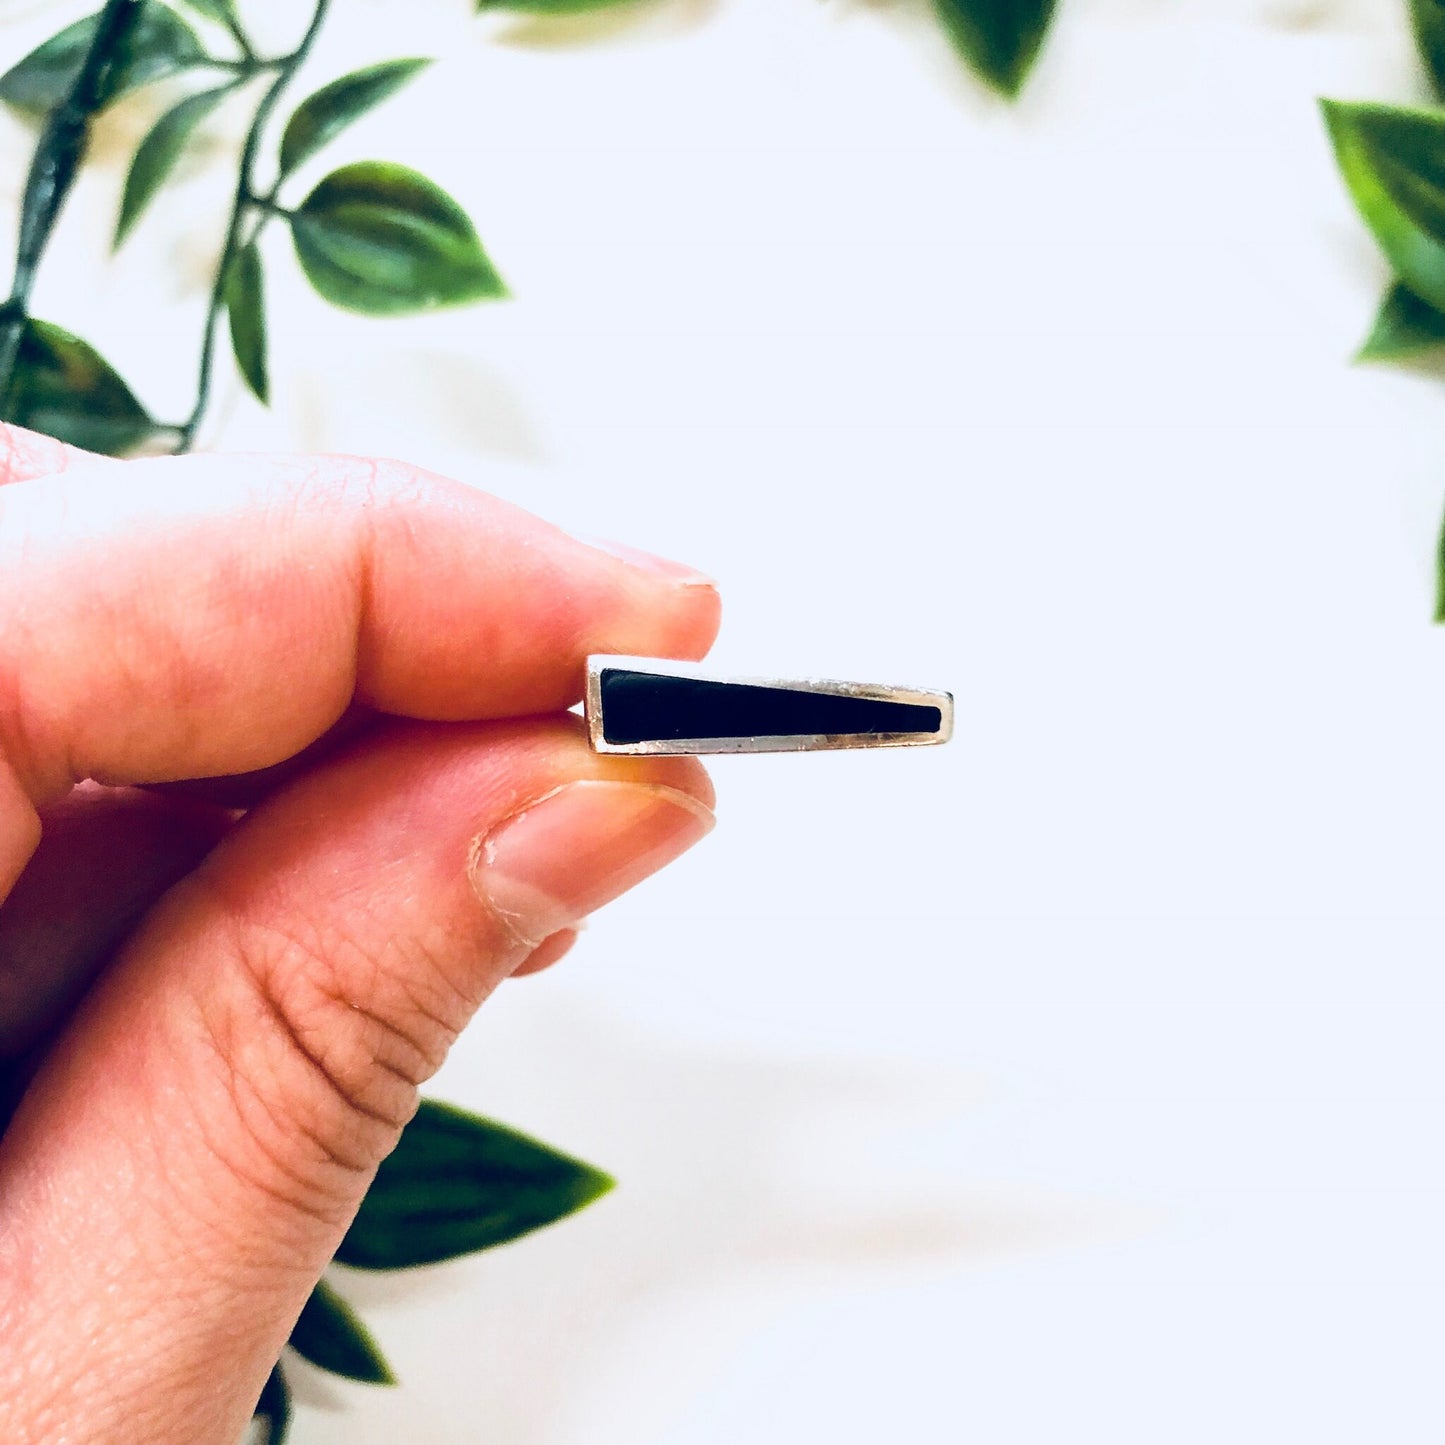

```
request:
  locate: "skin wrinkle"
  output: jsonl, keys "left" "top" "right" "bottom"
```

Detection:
{"left": 225, "top": 913, "right": 419, "bottom": 1144}
{"left": 222, "top": 891, "right": 492, "bottom": 1140}
{"left": 223, "top": 789, "right": 496, "bottom": 1029}
{"left": 281, "top": 935, "right": 453, "bottom": 1102}
{"left": 188, "top": 963, "right": 387, "bottom": 1226}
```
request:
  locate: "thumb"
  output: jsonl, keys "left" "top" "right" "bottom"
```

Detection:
{"left": 0, "top": 716, "right": 712, "bottom": 1445}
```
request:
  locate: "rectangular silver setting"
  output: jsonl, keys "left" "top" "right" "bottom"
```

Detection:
{"left": 585, "top": 654, "right": 954, "bottom": 756}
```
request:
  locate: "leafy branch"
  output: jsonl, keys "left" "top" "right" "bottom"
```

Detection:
{"left": 177, "top": 0, "right": 332, "bottom": 446}
{"left": 0, "top": 0, "right": 503, "bottom": 453}
{"left": 0, "top": 0, "right": 143, "bottom": 414}
{"left": 0, "top": 0, "right": 1062, "bottom": 452}
{"left": 1322, "top": 0, "right": 1445, "bottom": 615}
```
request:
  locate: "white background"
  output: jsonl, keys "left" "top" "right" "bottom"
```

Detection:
{"left": 6, "top": 0, "right": 1445, "bottom": 1439}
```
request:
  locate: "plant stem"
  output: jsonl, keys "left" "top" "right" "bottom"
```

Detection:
{"left": 208, "top": 56, "right": 281, "bottom": 76}
{"left": 176, "top": 0, "right": 332, "bottom": 451}
{"left": 0, "top": 0, "right": 143, "bottom": 410}
{"left": 218, "top": 9, "right": 259, "bottom": 66}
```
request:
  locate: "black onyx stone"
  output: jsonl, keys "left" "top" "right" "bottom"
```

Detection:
{"left": 599, "top": 669, "right": 943, "bottom": 745}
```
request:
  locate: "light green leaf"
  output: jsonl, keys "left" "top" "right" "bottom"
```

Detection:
{"left": 5, "top": 319, "right": 153, "bottom": 455}
{"left": 1321, "top": 100, "right": 1445, "bottom": 316}
{"left": 1436, "top": 506, "right": 1445, "bottom": 623}
{"left": 1357, "top": 281, "right": 1445, "bottom": 362}
{"left": 334, "top": 1100, "right": 613, "bottom": 1270}
{"left": 932, "top": 0, "right": 1058, "bottom": 98}
{"left": 253, "top": 1364, "right": 291, "bottom": 1444}
{"left": 115, "top": 82, "right": 235, "bottom": 247}
{"left": 279, "top": 58, "right": 431, "bottom": 180}
{"left": 288, "top": 1279, "right": 395, "bottom": 1385}
{"left": 0, "top": 2, "right": 207, "bottom": 118}
{"left": 1410, "top": 0, "right": 1445, "bottom": 100}
{"left": 180, "top": 0, "right": 240, "bottom": 24}
{"left": 223, "top": 238, "right": 268, "bottom": 403}
{"left": 290, "top": 161, "right": 506, "bottom": 316}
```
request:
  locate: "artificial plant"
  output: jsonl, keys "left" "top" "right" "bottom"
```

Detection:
{"left": 0, "top": 0, "right": 1061, "bottom": 456}
{"left": 1322, "top": 1, "right": 1445, "bottom": 615}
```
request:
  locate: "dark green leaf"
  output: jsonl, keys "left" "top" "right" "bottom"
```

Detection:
{"left": 1357, "top": 281, "right": 1445, "bottom": 361}
{"left": 279, "top": 58, "right": 431, "bottom": 180}
{"left": 0, "top": 2, "right": 207, "bottom": 118}
{"left": 253, "top": 1363, "right": 291, "bottom": 1444}
{"left": 335, "top": 1099, "right": 613, "bottom": 1270}
{"left": 5, "top": 319, "right": 153, "bottom": 455}
{"left": 289, "top": 1278, "right": 395, "bottom": 1385}
{"left": 932, "top": 0, "right": 1058, "bottom": 98}
{"left": 1321, "top": 100, "right": 1445, "bottom": 315}
{"left": 115, "top": 82, "right": 235, "bottom": 247}
{"left": 290, "top": 161, "right": 506, "bottom": 316}
{"left": 1410, "top": 0, "right": 1445, "bottom": 99}
{"left": 223, "top": 238, "right": 269, "bottom": 403}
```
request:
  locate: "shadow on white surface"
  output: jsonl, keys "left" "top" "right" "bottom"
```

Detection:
{"left": 290, "top": 348, "right": 547, "bottom": 464}
{"left": 281, "top": 992, "right": 1141, "bottom": 1443}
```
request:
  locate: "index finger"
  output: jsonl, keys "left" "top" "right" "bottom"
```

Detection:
{"left": 0, "top": 448, "right": 720, "bottom": 887}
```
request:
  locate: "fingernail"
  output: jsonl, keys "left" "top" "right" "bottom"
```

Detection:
{"left": 473, "top": 781, "right": 715, "bottom": 947}
{"left": 584, "top": 537, "right": 716, "bottom": 588}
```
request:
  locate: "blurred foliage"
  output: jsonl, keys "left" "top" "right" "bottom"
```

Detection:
{"left": 933, "top": 0, "right": 1058, "bottom": 98}
{"left": 1322, "top": 7, "right": 1445, "bottom": 617}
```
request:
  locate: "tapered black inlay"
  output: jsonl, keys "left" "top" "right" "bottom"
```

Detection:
{"left": 599, "top": 669, "right": 943, "bottom": 745}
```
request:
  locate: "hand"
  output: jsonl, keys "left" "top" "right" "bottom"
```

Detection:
{"left": 0, "top": 426, "right": 720, "bottom": 1443}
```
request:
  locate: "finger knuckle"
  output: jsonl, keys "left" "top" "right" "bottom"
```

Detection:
{"left": 213, "top": 902, "right": 474, "bottom": 1168}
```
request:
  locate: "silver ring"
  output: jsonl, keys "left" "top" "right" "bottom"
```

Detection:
{"left": 584, "top": 655, "right": 953, "bottom": 756}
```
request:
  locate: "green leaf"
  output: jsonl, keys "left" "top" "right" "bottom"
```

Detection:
{"left": 180, "top": 0, "right": 240, "bottom": 23}
{"left": 289, "top": 1278, "right": 395, "bottom": 1385}
{"left": 1410, "top": 0, "right": 1445, "bottom": 99}
{"left": 0, "top": 2, "right": 207, "bottom": 118}
{"left": 1436, "top": 505, "right": 1445, "bottom": 624}
{"left": 1321, "top": 100, "right": 1445, "bottom": 316}
{"left": 290, "top": 161, "right": 506, "bottom": 316}
{"left": 335, "top": 1099, "right": 613, "bottom": 1270}
{"left": 1356, "top": 280, "right": 1445, "bottom": 361}
{"left": 932, "top": 0, "right": 1059, "bottom": 98}
{"left": 253, "top": 1363, "right": 291, "bottom": 1444}
{"left": 279, "top": 58, "right": 431, "bottom": 180}
{"left": 223, "top": 239, "right": 269, "bottom": 404}
{"left": 5, "top": 319, "right": 154, "bottom": 455}
{"left": 115, "top": 82, "right": 235, "bottom": 248}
